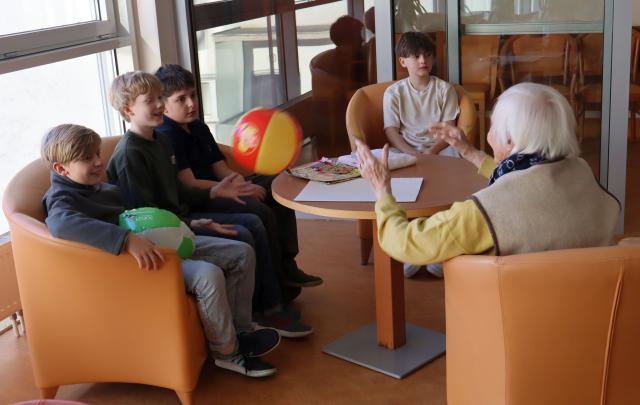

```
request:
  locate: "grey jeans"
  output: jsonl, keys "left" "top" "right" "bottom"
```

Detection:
{"left": 182, "top": 235, "right": 255, "bottom": 355}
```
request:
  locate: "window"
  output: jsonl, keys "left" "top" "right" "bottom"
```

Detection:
{"left": 0, "top": 0, "right": 117, "bottom": 61}
{"left": 0, "top": 1, "right": 130, "bottom": 235}
{"left": 196, "top": 16, "right": 285, "bottom": 145}
{"left": 296, "top": 0, "right": 349, "bottom": 94}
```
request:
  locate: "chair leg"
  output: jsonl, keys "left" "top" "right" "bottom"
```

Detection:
{"left": 478, "top": 99, "right": 486, "bottom": 152}
{"left": 10, "top": 313, "right": 20, "bottom": 337}
{"left": 357, "top": 219, "right": 373, "bottom": 265}
{"left": 39, "top": 386, "right": 59, "bottom": 399}
{"left": 176, "top": 390, "right": 195, "bottom": 405}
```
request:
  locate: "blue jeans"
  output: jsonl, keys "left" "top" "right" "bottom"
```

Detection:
{"left": 182, "top": 235, "right": 255, "bottom": 356}
{"left": 187, "top": 211, "right": 282, "bottom": 313}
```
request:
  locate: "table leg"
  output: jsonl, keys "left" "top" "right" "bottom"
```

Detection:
{"left": 373, "top": 220, "right": 406, "bottom": 349}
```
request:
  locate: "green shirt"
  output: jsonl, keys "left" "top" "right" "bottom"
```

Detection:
{"left": 374, "top": 156, "right": 496, "bottom": 264}
{"left": 106, "top": 130, "right": 210, "bottom": 217}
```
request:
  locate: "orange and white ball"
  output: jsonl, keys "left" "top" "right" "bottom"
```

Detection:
{"left": 232, "top": 108, "right": 302, "bottom": 175}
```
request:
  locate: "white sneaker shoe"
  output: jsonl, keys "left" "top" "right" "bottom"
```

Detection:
{"left": 426, "top": 263, "right": 444, "bottom": 278}
{"left": 403, "top": 263, "right": 422, "bottom": 278}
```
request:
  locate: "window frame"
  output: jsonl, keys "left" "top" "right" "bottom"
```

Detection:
{"left": 0, "top": 1, "right": 118, "bottom": 61}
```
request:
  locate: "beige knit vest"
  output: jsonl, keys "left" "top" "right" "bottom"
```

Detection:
{"left": 472, "top": 158, "right": 620, "bottom": 256}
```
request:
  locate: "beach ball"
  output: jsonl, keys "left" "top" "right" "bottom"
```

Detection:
{"left": 232, "top": 108, "right": 302, "bottom": 175}
{"left": 119, "top": 207, "right": 195, "bottom": 259}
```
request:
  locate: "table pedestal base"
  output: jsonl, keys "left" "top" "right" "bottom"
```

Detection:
{"left": 322, "top": 322, "right": 446, "bottom": 379}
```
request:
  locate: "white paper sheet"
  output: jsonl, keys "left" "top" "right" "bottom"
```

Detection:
{"left": 294, "top": 178, "right": 423, "bottom": 202}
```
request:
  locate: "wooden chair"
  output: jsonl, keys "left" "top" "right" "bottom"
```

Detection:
{"left": 460, "top": 34, "right": 500, "bottom": 151}
{"left": 345, "top": 82, "right": 476, "bottom": 264}
{"left": 2, "top": 136, "right": 207, "bottom": 405}
{"left": 499, "top": 34, "right": 578, "bottom": 115}
{"left": 576, "top": 30, "right": 640, "bottom": 142}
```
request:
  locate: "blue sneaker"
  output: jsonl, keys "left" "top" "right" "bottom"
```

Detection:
{"left": 255, "top": 312, "right": 314, "bottom": 338}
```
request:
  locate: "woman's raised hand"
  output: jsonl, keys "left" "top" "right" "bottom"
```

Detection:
{"left": 355, "top": 139, "right": 391, "bottom": 199}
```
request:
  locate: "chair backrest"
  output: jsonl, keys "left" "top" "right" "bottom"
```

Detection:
{"left": 345, "top": 81, "right": 476, "bottom": 150}
{"left": 445, "top": 244, "right": 640, "bottom": 405}
{"left": 502, "top": 34, "right": 577, "bottom": 86}
{"left": 460, "top": 34, "right": 500, "bottom": 100}
{"left": 2, "top": 136, "right": 121, "bottom": 225}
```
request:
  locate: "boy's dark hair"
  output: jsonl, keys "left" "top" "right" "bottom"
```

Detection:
{"left": 154, "top": 64, "right": 196, "bottom": 97}
{"left": 395, "top": 31, "right": 436, "bottom": 58}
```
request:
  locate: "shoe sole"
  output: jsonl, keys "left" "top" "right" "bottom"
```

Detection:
{"left": 256, "top": 324, "right": 314, "bottom": 338}
{"left": 284, "top": 279, "right": 323, "bottom": 288}
{"left": 214, "top": 359, "right": 277, "bottom": 378}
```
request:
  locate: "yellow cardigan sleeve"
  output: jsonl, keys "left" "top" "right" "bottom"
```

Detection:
{"left": 478, "top": 155, "right": 496, "bottom": 178}
{"left": 374, "top": 193, "right": 494, "bottom": 264}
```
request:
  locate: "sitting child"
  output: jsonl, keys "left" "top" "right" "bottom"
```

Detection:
{"left": 383, "top": 31, "right": 459, "bottom": 157}
{"left": 41, "top": 123, "right": 280, "bottom": 378}
{"left": 384, "top": 31, "right": 460, "bottom": 277}
{"left": 106, "top": 71, "right": 313, "bottom": 337}
{"left": 153, "top": 64, "right": 323, "bottom": 326}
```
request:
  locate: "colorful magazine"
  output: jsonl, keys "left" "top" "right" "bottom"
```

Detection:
{"left": 287, "top": 158, "right": 361, "bottom": 184}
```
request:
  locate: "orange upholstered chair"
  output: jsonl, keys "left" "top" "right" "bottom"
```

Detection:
{"left": 345, "top": 81, "right": 476, "bottom": 264}
{"left": 444, "top": 241, "right": 640, "bottom": 405}
{"left": 2, "top": 136, "right": 206, "bottom": 405}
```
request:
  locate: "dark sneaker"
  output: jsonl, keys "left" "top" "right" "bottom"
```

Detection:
{"left": 284, "top": 268, "right": 323, "bottom": 288}
{"left": 255, "top": 312, "right": 314, "bottom": 338}
{"left": 214, "top": 355, "right": 277, "bottom": 378}
{"left": 237, "top": 328, "right": 281, "bottom": 357}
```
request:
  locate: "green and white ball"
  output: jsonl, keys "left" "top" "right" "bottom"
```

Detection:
{"left": 119, "top": 207, "right": 195, "bottom": 259}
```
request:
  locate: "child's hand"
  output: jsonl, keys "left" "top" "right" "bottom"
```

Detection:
{"left": 248, "top": 183, "right": 267, "bottom": 201}
{"left": 209, "top": 173, "right": 253, "bottom": 204}
{"left": 190, "top": 219, "right": 239, "bottom": 237}
{"left": 125, "top": 233, "right": 165, "bottom": 271}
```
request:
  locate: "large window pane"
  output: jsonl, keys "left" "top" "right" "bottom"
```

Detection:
{"left": 0, "top": 51, "right": 121, "bottom": 234}
{"left": 196, "top": 16, "right": 284, "bottom": 145}
{"left": 0, "top": 0, "right": 106, "bottom": 36}
{"left": 459, "top": 0, "right": 604, "bottom": 181}
{"left": 296, "top": 1, "right": 349, "bottom": 94}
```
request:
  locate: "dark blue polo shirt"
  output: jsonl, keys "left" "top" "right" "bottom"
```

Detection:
{"left": 157, "top": 115, "right": 225, "bottom": 182}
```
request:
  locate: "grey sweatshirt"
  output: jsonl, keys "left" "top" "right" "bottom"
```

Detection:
{"left": 43, "top": 172, "right": 129, "bottom": 255}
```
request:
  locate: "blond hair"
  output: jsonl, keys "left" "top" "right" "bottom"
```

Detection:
{"left": 109, "top": 71, "right": 163, "bottom": 121}
{"left": 41, "top": 124, "right": 101, "bottom": 169}
{"left": 490, "top": 82, "right": 580, "bottom": 160}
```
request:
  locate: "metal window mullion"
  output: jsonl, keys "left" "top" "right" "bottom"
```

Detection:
{"left": 446, "top": 0, "right": 460, "bottom": 84}
{"left": 374, "top": 0, "right": 393, "bottom": 82}
{"left": 278, "top": 10, "right": 300, "bottom": 99}
{"left": 601, "top": 0, "right": 631, "bottom": 233}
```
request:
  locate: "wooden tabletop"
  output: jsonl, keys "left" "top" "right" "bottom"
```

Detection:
{"left": 273, "top": 154, "right": 488, "bottom": 220}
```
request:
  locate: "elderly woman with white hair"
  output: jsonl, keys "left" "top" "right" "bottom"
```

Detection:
{"left": 355, "top": 82, "right": 620, "bottom": 266}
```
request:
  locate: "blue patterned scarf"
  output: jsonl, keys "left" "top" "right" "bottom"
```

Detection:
{"left": 488, "top": 153, "right": 545, "bottom": 185}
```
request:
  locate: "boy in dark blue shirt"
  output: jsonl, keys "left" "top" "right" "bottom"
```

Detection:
{"left": 155, "top": 65, "right": 323, "bottom": 299}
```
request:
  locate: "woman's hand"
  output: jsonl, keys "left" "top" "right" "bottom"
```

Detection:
{"left": 125, "top": 232, "right": 165, "bottom": 270}
{"left": 190, "top": 219, "right": 239, "bottom": 237}
{"left": 209, "top": 173, "right": 254, "bottom": 204}
{"left": 428, "top": 122, "right": 487, "bottom": 168}
{"left": 355, "top": 139, "right": 392, "bottom": 199}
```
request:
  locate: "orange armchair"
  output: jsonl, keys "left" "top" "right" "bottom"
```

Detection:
{"left": 444, "top": 243, "right": 640, "bottom": 405}
{"left": 2, "top": 136, "right": 206, "bottom": 405}
{"left": 345, "top": 81, "right": 477, "bottom": 264}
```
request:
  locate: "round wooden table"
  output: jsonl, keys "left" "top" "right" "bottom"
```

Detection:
{"left": 273, "top": 154, "right": 487, "bottom": 378}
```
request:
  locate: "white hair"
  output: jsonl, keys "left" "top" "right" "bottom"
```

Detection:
{"left": 490, "top": 82, "right": 580, "bottom": 160}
